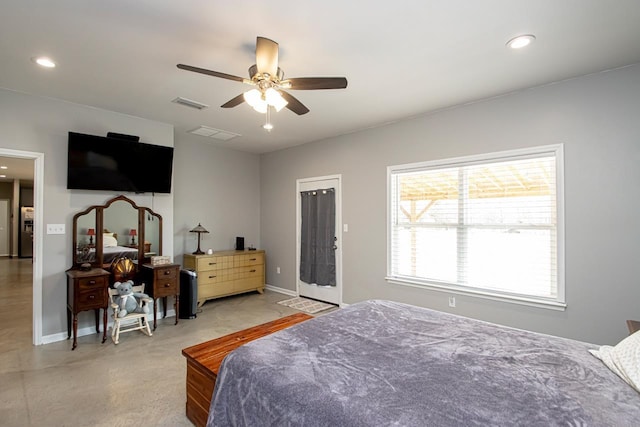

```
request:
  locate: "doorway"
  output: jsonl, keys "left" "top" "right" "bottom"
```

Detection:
{"left": 296, "top": 175, "right": 342, "bottom": 305}
{"left": 0, "top": 148, "right": 43, "bottom": 345}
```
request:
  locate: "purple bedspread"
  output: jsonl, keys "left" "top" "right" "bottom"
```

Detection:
{"left": 208, "top": 300, "right": 640, "bottom": 426}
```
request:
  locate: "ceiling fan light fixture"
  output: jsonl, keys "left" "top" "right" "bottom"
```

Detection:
{"left": 265, "top": 88, "right": 288, "bottom": 112}
{"left": 243, "top": 89, "right": 268, "bottom": 113}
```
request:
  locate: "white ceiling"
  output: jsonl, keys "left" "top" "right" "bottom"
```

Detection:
{"left": 2, "top": 0, "right": 640, "bottom": 160}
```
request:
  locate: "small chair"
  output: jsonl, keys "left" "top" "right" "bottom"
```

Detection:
{"left": 108, "top": 282, "right": 153, "bottom": 344}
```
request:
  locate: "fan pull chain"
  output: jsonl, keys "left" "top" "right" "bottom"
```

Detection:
{"left": 263, "top": 106, "right": 273, "bottom": 131}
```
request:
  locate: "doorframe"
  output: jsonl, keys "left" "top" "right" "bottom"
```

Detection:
{"left": 295, "top": 174, "right": 343, "bottom": 306}
{"left": 0, "top": 148, "right": 44, "bottom": 345}
{"left": 0, "top": 199, "right": 9, "bottom": 256}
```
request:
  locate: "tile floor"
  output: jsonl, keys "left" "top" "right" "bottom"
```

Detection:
{"left": 0, "top": 257, "right": 302, "bottom": 426}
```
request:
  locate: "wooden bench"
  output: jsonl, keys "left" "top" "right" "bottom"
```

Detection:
{"left": 181, "top": 313, "right": 313, "bottom": 427}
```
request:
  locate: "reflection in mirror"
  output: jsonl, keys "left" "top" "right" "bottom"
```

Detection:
{"left": 75, "top": 209, "right": 96, "bottom": 265}
{"left": 144, "top": 209, "right": 161, "bottom": 259}
{"left": 102, "top": 199, "right": 139, "bottom": 267}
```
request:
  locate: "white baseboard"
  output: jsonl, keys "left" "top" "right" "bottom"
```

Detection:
{"left": 265, "top": 284, "right": 297, "bottom": 297}
{"left": 42, "top": 309, "right": 176, "bottom": 345}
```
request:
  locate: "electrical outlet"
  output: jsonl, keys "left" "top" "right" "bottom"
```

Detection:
{"left": 448, "top": 296, "right": 456, "bottom": 308}
{"left": 47, "top": 224, "right": 65, "bottom": 234}
{"left": 276, "top": 267, "right": 281, "bottom": 274}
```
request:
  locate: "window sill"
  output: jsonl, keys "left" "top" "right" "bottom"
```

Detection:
{"left": 385, "top": 276, "right": 567, "bottom": 311}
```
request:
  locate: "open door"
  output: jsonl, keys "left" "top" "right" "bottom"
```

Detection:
{"left": 296, "top": 176, "right": 342, "bottom": 305}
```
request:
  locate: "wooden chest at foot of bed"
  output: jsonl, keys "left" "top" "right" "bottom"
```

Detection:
{"left": 181, "top": 312, "right": 313, "bottom": 427}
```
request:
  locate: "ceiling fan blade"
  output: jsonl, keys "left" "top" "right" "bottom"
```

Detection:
{"left": 177, "top": 64, "right": 245, "bottom": 83}
{"left": 280, "top": 91, "right": 310, "bottom": 115}
{"left": 286, "top": 77, "right": 348, "bottom": 90}
{"left": 255, "top": 37, "right": 279, "bottom": 77}
{"left": 220, "top": 94, "right": 245, "bottom": 108}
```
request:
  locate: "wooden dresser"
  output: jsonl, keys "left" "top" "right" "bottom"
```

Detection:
{"left": 183, "top": 250, "right": 265, "bottom": 307}
{"left": 182, "top": 313, "right": 312, "bottom": 427}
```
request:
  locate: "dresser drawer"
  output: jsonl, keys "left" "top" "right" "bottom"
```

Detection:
{"left": 234, "top": 253, "right": 264, "bottom": 268}
{"left": 196, "top": 255, "right": 233, "bottom": 272}
{"left": 199, "top": 281, "right": 235, "bottom": 299}
{"left": 235, "top": 264, "right": 264, "bottom": 280}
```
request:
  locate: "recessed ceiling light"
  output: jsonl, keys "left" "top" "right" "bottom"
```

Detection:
{"left": 32, "top": 56, "right": 56, "bottom": 68}
{"left": 506, "top": 34, "right": 536, "bottom": 49}
{"left": 0, "top": 166, "right": 7, "bottom": 169}
{"left": 0, "top": 175, "right": 6, "bottom": 178}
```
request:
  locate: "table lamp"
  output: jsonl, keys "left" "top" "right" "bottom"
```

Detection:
{"left": 129, "top": 229, "right": 137, "bottom": 245}
{"left": 190, "top": 223, "right": 209, "bottom": 255}
{"left": 87, "top": 228, "right": 95, "bottom": 245}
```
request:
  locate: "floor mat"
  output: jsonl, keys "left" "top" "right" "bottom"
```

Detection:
{"left": 277, "top": 296, "right": 336, "bottom": 314}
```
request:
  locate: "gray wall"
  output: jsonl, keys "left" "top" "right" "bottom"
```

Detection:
{"left": 0, "top": 88, "right": 174, "bottom": 337}
{"left": 260, "top": 64, "right": 640, "bottom": 345}
{"left": 172, "top": 138, "right": 261, "bottom": 266}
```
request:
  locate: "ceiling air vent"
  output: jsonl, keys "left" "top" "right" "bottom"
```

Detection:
{"left": 189, "top": 126, "right": 241, "bottom": 141}
{"left": 172, "top": 97, "right": 209, "bottom": 110}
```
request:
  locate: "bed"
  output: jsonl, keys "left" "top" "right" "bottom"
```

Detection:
{"left": 76, "top": 245, "right": 138, "bottom": 264}
{"left": 76, "top": 231, "right": 139, "bottom": 265}
{"left": 208, "top": 300, "right": 640, "bottom": 426}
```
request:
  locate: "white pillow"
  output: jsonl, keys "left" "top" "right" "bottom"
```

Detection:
{"left": 103, "top": 232, "right": 114, "bottom": 237}
{"left": 590, "top": 330, "right": 640, "bottom": 392}
{"left": 103, "top": 235, "right": 118, "bottom": 247}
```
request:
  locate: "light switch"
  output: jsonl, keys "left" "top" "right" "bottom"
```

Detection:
{"left": 343, "top": 224, "right": 348, "bottom": 232}
{"left": 47, "top": 224, "right": 65, "bottom": 234}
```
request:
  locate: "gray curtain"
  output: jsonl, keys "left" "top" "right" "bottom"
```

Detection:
{"left": 300, "top": 188, "right": 336, "bottom": 286}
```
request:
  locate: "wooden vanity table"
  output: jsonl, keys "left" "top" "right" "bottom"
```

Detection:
{"left": 68, "top": 195, "right": 175, "bottom": 346}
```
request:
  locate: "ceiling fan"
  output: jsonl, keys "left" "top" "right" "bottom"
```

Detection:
{"left": 177, "top": 36, "right": 348, "bottom": 116}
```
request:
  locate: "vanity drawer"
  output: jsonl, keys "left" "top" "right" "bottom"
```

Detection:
{"left": 153, "top": 265, "right": 178, "bottom": 281}
{"left": 152, "top": 265, "right": 179, "bottom": 297}
{"left": 77, "top": 288, "right": 107, "bottom": 310}
{"left": 77, "top": 275, "right": 108, "bottom": 291}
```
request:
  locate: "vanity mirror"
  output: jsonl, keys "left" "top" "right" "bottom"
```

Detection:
{"left": 72, "top": 195, "right": 163, "bottom": 270}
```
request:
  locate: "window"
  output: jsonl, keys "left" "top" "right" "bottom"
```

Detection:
{"left": 387, "top": 145, "right": 564, "bottom": 309}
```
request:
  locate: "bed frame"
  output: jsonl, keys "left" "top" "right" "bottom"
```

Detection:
{"left": 181, "top": 313, "right": 312, "bottom": 427}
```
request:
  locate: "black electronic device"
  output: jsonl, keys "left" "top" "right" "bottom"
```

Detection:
{"left": 235, "top": 237, "right": 245, "bottom": 251}
{"left": 67, "top": 131, "right": 174, "bottom": 193}
{"left": 106, "top": 132, "right": 140, "bottom": 142}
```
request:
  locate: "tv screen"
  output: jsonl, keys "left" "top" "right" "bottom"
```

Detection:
{"left": 67, "top": 131, "right": 174, "bottom": 193}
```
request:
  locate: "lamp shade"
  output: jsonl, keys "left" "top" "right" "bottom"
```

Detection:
{"left": 87, "top": 228, "right": 96, "bottom": 236}
{"left": 190, "top": 223, "right": 209, "bottom": 234}
{"left": 129, "top": 229, "right": 137, "bottom": 236}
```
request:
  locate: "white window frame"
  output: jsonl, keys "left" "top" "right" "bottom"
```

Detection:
{"left": 386, "top": 144, "right": 565, "bottom": 310}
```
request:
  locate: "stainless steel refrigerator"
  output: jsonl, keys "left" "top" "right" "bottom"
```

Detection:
{"left": 19, "top": 206, "right": 33, "bottom": 258}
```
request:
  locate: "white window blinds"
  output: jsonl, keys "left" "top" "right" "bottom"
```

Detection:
{"left": 388, "top": 145, "right": 564, "bottom": 308}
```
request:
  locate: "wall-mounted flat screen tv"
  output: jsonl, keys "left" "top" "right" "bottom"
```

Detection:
{"left": 67, "top": 131, "right": 174, "bottom": 193}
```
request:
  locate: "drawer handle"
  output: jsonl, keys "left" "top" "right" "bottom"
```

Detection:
{"left": 88, "top": 280, "right": 96, "bottom": 285}
{"left": 208, "top": 262, "right": 217, "bottom": 266}
{"left": 164, "top": 270, "right": 171, "bottom": 275}
{"left": 209, "top": 275, "right": 217, "bottom": 279}
{"left": 250, "top": 269, "right": 256, "bottom": 273}
{"left": 164, "top": 283, "right": 172, "bottom": 287}
{"left": 250, "top": 258, "right": 257, "bottom": 261}
{"left": 88, "top": 295, "right": 95, "bottom": 299}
